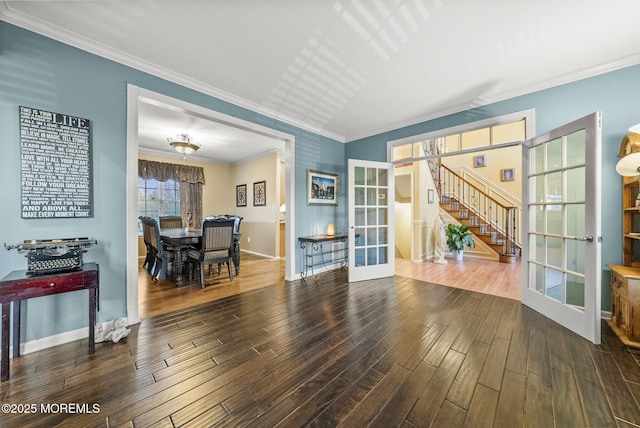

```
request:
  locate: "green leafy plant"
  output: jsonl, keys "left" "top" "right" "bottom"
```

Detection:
{"left": 445, "top": 223, "right": 475, "bottom": 252}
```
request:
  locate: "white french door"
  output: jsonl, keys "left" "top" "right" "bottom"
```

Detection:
{"left": 348, "top": 159, "right": 395, "bottom": 282}
{"left": 521, "top": 112, "right": 602, "bottom": 344}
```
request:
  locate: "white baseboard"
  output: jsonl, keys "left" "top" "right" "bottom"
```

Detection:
{"left": 240, "top": 249, "right": 276, "bottom": 259}
{"left": 2, "top": 318, "right": 132, "bottom": 360}
{"left": 11, "top": 326, "right": 89, "bottom": 357}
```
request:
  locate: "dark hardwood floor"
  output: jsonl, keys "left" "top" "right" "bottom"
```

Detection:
{"left": 2, "top": 266, "right": 640, "bottom": 427}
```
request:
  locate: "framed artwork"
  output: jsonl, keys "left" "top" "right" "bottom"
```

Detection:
{"left": 236, "top": 184, "right": 247, "bottom": 207}
{"left": 253, "top": 180, "right": 266, "bottom": 206}
{"left": 428, "top": 189, "right": 435, "bottom": 204}
{"left": 308, "top": 170, "right": 338, "bottom": 205}
{"left": 474, "top": 154, "right": 487, "bottom": 168}
{"left": 501, "top": 168, "right": 515, "bottom": 181}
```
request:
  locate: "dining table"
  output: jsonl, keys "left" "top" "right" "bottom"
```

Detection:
{"left": 160, "top": 228, "right": 201, "bottom": 286}
{"left": 159, "top": 228, "right": 241, "bottom": 286}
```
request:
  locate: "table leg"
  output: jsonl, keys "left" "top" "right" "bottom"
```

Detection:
{"left": 89, "top": 289, "right": 95, "bottom": 355}
{"left": 173, "top": 247, "right": 184, "bottom": 286}
{"left": 12, "top": 300, "right": 20, "bottom": 358}
{"left": 2, "top": 302, "right": 10, "bottom": 381}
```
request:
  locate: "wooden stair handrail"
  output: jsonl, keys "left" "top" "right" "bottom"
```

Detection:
{"left": 440, "top": 164, "right": 515, "bottom": 211}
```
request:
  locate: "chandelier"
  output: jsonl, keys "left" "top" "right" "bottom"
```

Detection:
{"left": 167, "top": 133, "right": 200, "bottom": 155}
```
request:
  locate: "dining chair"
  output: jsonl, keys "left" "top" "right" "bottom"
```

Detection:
{"left": 187, "top": 218, "right": 235, "bottom": 288}
{"left": 159, "top": 216, "right": 182, "bottom": 229}
{"left": 145, "top": 217, "right": 179, "bottom": 281}
{"left": 139, "top": 216, "right": 155, "bottom": 272}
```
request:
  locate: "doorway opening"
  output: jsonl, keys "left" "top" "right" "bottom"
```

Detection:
{"left": 125, "top": 86, "right": 296, "bottom": 323}
{"left": 387, "top": 109, "right": 535, "bottom": 298}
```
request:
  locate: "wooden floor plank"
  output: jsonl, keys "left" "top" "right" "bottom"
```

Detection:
{"left": 406, "top": 349, "right": 466, "bottom": 427}
{"left": 463, "top": 383, "right": 498, "bottom": 428}
{"left": 370, "top": 361, "right": 437, "bottom": 427}
{"left": 446, "top": 340, "right": 491, "bottom": 410}
{"left": 0, "top": 257, "right": 636, "bottom": 427}
{"left": 494, "top": 369, "right": 526, "bottom": 428}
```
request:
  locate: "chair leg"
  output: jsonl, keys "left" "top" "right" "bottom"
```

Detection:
{"left": 227, "top": 258, "right": 233, "bottom": 281}
{"left": 199, "top": 260, "right": 205, "bottom": 288}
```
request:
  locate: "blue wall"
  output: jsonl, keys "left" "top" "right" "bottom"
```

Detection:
{"left": 0, "top": 21, "right": 345, "bottom": 342}
{"left": 2, "top": 19, "right": 637, "bottom": 343}
{"left": 348, "top": 64, "right": 640, "bottom": 308}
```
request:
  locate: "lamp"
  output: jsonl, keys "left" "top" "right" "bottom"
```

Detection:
{"left": 616, "top": 132, "right": 640, "bottom": 176}
{"left": 167, "top": 133, "right": 200, "bottom": 155}
{"left": 327, "top": 223, "right": 335, "bottom": 236}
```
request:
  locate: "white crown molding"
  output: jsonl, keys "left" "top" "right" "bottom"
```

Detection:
{"left": 0, "top": 4, "right": 346, "bottom": 144}
{"left": 4, "top": 3, "right": 640, "bottom": 145}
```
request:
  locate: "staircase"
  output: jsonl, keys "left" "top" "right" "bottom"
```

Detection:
{"left": 437, "top": 164, "right": 520, "bottom": 263}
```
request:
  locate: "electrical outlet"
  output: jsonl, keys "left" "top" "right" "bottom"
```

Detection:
{"left": 247, "top": 237, "right": 251, "bottom": 243}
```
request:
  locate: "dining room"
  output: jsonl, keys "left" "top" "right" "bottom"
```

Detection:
{"left": 136, "top": 142, "right": 286, "bottom": 318}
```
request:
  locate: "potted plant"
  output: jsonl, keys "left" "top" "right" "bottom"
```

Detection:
{"left": 445, "top": 223, "right": 474, "bottom": 261}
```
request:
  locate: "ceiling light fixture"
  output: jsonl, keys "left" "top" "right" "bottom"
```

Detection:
{"left": 167, "top": 133, "right": 200, "bottom": 155}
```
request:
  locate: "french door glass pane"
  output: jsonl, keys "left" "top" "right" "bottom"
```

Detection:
{"left": 355, "top": 208, "right": 365, "bottom": 227}
{"left": 355, "top": 167, "right": 365, "bottom": 185}
{"left": 367, "top": 188, "right": 377, "bottom": 205}
{"left": 367, "top": 247, "right": 377, "bottom": 265}
{"left": 379, "top": 208, "right": 388, "bottom": 225}
{"left": 546, "top": 268, "right": 562, "bottom": 302}
{"left": 546, "top": 205, "right": 562, "bottom": 235}
{"left": 367, "top": 208, "right": 377, "bottom": 225}
{"left": 535, "top": 236, "right": 545, "bottom": 264}
{"left": 366, "top": 229, "right": 377, "bottom": 245}
{"left": 566, "top": 273, "right": 585, "bottom": 307}
{"left": 566, "top": 240, "right": 585, "bottom": 273}
{"left": 566, "top": 167, "right": 585, "bottom": 202}
{"left": 566, "top": 130, "right": 585, "bottom": 167}
{"left": 366, "top": 168, "right": 377, "bottom": 185}
{"left": 547, "top": 237, "right": 563, "bottom": 269}
{"left": 378, "top": 247, "right": 387, "bottom": 264}
{"left": 378, "top": 188, "right": 388, "bottom": 204}
{"left": 378, "top": 168, "right": 387, "bottom": 186}
{"left": 378, "top": 227, "right": 388, "bottom": 245}
{"left": 533, "top": 144, "right": 545, "bottom": 174}
{"left": 566, "top": 204, "right": 584, "bottom": 237}
{"left": 547, "top": 138, "right": 562, "bottom": 170}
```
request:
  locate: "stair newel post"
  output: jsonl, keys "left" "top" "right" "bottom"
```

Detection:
{"left": 510, "top": 207, "right": 518, "bottom": 256}
{"left": 504, "top": 208, "right": 510, "bottom": 255}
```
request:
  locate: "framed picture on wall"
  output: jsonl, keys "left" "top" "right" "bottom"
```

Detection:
{"left": 501, "top": 168, "right": 515, "bottom": 181}
{"left": 474, "top": 154, "right": 487, "bottom": 168}
{"left": 236, "top": 184, "right": 247, "bottom": 207}
{"left": 308, "top": 170, "right": 338, "bottom": 205}
{"left": 253, "top": 180, "right": 266, "bottom": 206}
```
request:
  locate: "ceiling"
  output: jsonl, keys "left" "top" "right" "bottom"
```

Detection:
{"left": 3, "top": 0, "right": 640, "bottom": 162}
{"left": 135, "top": 95, "right": 286, "bottom": 165}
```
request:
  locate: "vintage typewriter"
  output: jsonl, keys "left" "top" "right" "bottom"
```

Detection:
{"left": 5, "top": 237, "right": 97, "bottom": 276}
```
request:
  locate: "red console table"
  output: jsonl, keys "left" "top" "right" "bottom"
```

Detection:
{"left": 0, "top": 262, "right": 99, "bottom": 381}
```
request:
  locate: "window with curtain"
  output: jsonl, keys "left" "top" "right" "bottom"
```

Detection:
{"left": 138, "top": 159, "right": 205, "bottom": 232}
{"left": 138, "top": 177, "right": 180, "bottom": 220}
